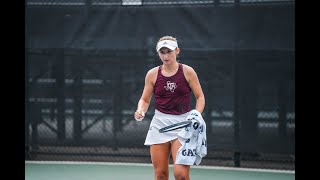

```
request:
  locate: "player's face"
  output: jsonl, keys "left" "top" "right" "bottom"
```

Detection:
{"left": 158, "top": 47, "right": 178, "bottom": 64}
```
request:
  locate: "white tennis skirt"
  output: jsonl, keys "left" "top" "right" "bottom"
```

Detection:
{"left": 144, "top": 109, "right": 189, "bottom": 146}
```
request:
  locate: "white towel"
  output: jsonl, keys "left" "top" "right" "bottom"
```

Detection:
{"left": 176, "top": 109, "right": 207, "bottom": 165}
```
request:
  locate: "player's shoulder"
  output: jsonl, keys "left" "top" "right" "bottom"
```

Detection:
{"left": 145, "top": 66, "right": 159, "bottom": 81}
{"left": 147, "top": 66, "right": 159, "bottom": 75}
{"left": 181, "top": 63, "right": 196, "bottom": 73}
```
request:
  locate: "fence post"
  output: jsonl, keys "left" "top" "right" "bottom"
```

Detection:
{"left": 73, "top": 57, "right": 83, "bottom": 143}
{"left": 25, "top": 47, "right": 30, "bottom": 159}
{"left": 112, "top": 62, "right": 122, "bottom": 150}
{"left": 278, "top": 76, "right": 288, "bottom": 152}
{"left": 233, "top": 0, "right": 241, "bottom": 167}
{"left": 55, "top": 49, "right": 66, "bottom": 141}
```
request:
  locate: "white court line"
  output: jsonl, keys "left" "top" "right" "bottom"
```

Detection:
{"left": 25, "top": 160, "right": 295, "bottom": 174}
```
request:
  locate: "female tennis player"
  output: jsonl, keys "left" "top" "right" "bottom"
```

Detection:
{"left": 134, "top": 35, "right": 205, "bottom": 180}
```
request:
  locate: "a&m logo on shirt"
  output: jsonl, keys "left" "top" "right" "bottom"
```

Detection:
{"left": 164, "top": 81, "right": 177, "bottom": 92}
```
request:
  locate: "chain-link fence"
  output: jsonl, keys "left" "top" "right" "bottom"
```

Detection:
{"left": 25, "top": 0, "right": 295, "bottom": 170}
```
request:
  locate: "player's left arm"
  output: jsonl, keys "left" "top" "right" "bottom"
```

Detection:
{"left": 183, "top": 64, "right": 205, "bottom": 113}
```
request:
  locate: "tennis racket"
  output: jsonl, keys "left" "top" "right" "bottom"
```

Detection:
{"left": 159, "top": 120, "right": 192, "bottom": 133}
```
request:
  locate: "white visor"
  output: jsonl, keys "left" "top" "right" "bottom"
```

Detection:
{"left": 156, "top": 40, "right": 178, "bottom": 52}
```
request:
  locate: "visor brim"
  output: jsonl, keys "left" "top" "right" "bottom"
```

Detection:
{"left": 157, "top": 45, "right": 176, "bottom": 52}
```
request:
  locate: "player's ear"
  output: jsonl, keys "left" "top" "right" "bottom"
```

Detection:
{"left": 175, "top": 47, "right": 180, "bottom": 55}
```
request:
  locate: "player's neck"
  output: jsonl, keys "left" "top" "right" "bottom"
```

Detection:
{"left": 163, "top": 62, "right": 179, "bottom": 72}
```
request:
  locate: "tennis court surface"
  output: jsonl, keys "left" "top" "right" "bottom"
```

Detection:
{"left": 25, "top": 161, "right": 294, "bottom": 180}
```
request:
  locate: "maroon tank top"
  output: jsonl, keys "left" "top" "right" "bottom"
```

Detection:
{"left": 154, "top": 63, "right": 191, "bottom": 115}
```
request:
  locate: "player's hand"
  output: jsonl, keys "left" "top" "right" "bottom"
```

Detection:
{"left": 186, "top": 109, "right": 201, "bottom": 121}
{"left": 134, "top": 109, "right": 145, "bottom": 121}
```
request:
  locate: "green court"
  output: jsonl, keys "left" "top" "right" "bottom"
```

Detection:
{"left": 25, "top": 161, "right": 295, "bottom": 180}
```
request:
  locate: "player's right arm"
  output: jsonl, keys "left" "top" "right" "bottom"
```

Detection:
{"left": 134, "top": 67, "right": 158, "bottom": 120}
